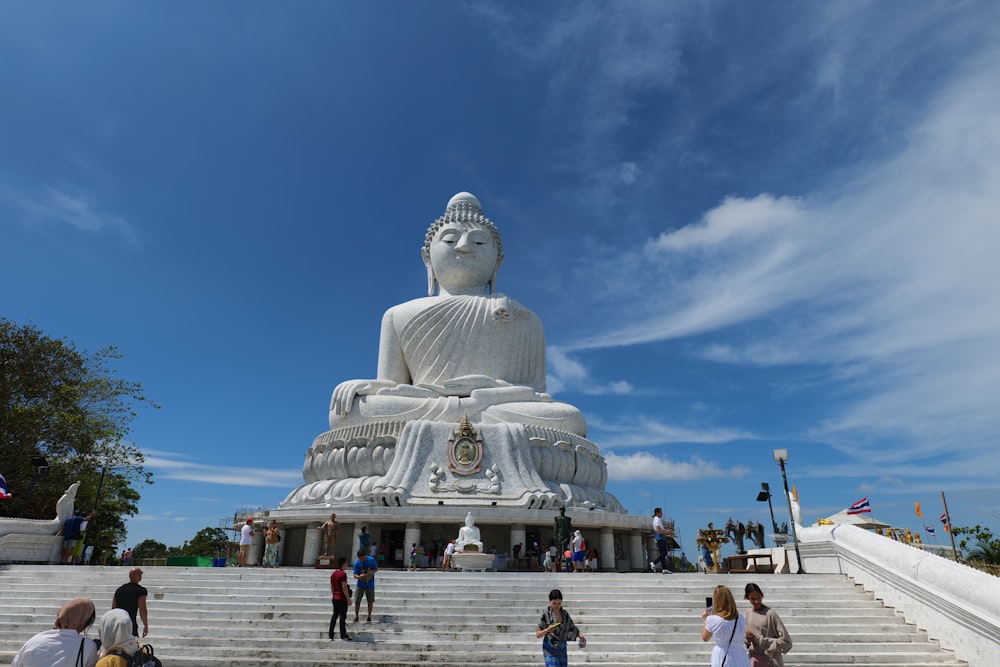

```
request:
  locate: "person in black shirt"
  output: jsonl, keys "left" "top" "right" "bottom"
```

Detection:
{"left": 112, "top": 567, "right": 149, "bottom": 637}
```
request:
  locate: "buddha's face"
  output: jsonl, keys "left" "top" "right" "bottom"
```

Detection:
{"left": 425, "top": 221, "right": 500, "bottom": 294}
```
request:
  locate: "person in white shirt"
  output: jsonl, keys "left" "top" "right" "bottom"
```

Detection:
{"left": 238, "top": 518, "right": 254, "bottom": 567}
{"left": 442, "top": 540, "right": 456, "bottom": 571}
{"left": 650, "top": 507, "right": 674, "bottom": 574}
{"left": 12, "top": 598, "right": 98, "bottom": 667}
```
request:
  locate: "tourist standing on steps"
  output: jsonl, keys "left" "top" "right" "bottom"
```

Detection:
{"left": 570, "top": 530, "right": 586, "bottom": 573}
{"left": 12, "top": 598, "right": 99, "bottom": 667}
{"left": 442, "top": 539, "right": 456, "bottom": 571}
{"left": 112, "top": 567, "right": 149, "bottom": 638}
{"left": 329, "top": 557, "right": 353, "bottom": 641}
{"left": 358, "top": 525, "right": 371, "bottom": 555}
{"left": 702, "top": 585, "right": 750, "bottom": 667}
{"left": 353, "top": 548, "right": 378, "bottom": 623}
{"left": 263, "top": 520, "right": 280, "bottom": 568}
{"left": 744, "top": 583, "right": 792, "bottom": 667}
{"left": 408, "top": 543, "right": 418, "bottom": 571}
{"left": 650, "top": 507, "right": 674, "bottom": 574}
{"left": 536, "top": 589, "right": 586, "bottom": 667}
{"left": 238, "top": 517, "right": 254, "bottom": 567}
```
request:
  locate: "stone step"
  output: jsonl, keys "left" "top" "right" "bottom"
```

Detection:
{"left": 0, "top": 566, "right": 967, "bottom": 667}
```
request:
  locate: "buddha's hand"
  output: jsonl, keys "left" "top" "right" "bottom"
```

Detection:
{"left": 331, "top": 379, "right": 396, "bottom": 416}
{"left": 434, "top": 375, "right": 511, "bottom": 396}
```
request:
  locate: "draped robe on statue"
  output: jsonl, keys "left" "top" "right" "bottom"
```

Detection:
{"left": 328, "top": 293, "right": 587, "bottom": 436}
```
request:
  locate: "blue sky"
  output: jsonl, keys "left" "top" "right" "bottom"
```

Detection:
{"left": 2, "top": 2, "right": 998, "bottom": 555}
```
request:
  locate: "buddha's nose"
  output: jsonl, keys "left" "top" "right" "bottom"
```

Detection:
{"left": 455, "top": 235, "right": 475, "bottom": 252}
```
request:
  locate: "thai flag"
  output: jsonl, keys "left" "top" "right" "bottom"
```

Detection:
{"left": 0, "top": 473, "right": 12, "bottom": 500}
{"left": 847, "top": 497, "right": 871, "bottom": 514}
{"left": 925, "top": 525, "right": 936, "bottom": 536}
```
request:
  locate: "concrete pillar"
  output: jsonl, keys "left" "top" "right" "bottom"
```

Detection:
{"left": 248, "top": 526, "right": 265, "bottom": 566}
{"left": 404, "top": 522, "right": 421, "bottom": 567}
{"left": 629, "top": 531, "right": 644, "bottom": 571}
{"left": 599, "top": 528, "right": 615, "bottom": 571}
{"left": 303, "top": 524, "right": 322, "bottom": 566}
{"left": 277, "top": 529, "right": 286, "bottom": 566}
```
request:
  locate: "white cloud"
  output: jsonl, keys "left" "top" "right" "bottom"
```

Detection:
{"left": 547, "top": 346, "right": 633, "bottom": 396}
{"left": 647, "top": 194, "right": 805, "bottom": 252}
{"left": 591, "top": 415, "right": 753, "bottom": 449}
{"left": 606, "top": 451, "right": 750, "bottom": 482}
{"left": 143, "top": 451, "right": 302, "bottom": 488}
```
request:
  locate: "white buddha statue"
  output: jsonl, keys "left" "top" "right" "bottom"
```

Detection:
{"left": 455, "top": 512, "right": 483, "bottom": 552}
{"left": 327, "top": 192, "right": 586, "bottom": 437}
{"left": 283, "top": 193, "right": 622, "bottom": 512}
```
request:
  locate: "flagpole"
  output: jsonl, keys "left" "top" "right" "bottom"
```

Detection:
{"left": 941, "top": 491, "right": 959, "bottom": 562}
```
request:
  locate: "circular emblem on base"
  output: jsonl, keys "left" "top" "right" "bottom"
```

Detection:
{"left": 447, "top": 416, "right": 484, "bottom": 476}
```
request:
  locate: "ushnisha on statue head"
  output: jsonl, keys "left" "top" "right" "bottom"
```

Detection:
{"left": 422, "top": 192, "right": 505, "bottom": 297}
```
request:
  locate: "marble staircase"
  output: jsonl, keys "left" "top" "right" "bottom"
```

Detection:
{"left": 0, "top": 565, "right": 968, "bottom": 666}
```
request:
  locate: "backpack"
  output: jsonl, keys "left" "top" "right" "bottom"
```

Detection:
{"left": 579, "top": 538, "right": 586, "bottom": 552}
{"left": 108, "top": 644, "right": 162, "bottom": 667}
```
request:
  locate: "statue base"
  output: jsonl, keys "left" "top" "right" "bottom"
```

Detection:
{"left": 315, "top": 555, "right": 336, "bottom": 569}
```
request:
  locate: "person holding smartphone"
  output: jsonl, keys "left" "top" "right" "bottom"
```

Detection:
{"left": 701, "top": 585, "right": 750, "bottom": 667}
{"left": 536, "top": 589, "right": 586, "bottom": 666}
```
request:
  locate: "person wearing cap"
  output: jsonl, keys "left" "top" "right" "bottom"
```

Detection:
{"left": 570, "top": 530, "right": 586, "bottom": 573}
{"left": 650, "top": 507, "right": 673, "bottom": 574}
{"left": 238, "top": 517, "right": 254, "bottom": 567}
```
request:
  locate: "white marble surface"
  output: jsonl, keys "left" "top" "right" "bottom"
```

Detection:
{"left": 282, "top": 194, "right": 623, "bottom": 514}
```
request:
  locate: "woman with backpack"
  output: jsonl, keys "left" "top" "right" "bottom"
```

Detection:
{"left": 95, "top": 609, "right": 138, "bottom": 666}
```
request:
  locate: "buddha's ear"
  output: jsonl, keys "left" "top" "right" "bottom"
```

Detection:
{"left": 488, "top": 252, "right": 504, "bottom": 294}
{"left": 422, "top": 246, "right": 437, "bottom": 296}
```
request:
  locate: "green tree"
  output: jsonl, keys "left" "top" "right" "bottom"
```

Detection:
{"left": 179, "top": 526, "right": 230, "bottom": 557}
{"left": 0, "top": 317, "right": 157, "bottom": 552}
{"left": 132, "top": 539, "right": 168, "bottom": 561}
{"left": 952, "top": 524, "right": 1000, "bottom": 565}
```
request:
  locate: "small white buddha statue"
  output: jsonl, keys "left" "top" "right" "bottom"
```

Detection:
{"left": 455, "top": 512, "right": 483, "bottom": 553}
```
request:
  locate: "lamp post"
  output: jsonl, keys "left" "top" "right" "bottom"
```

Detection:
{"left": 755, "top": 482, "right": 779, "bottom": 536}
{"left": 772, "top": 448, "right": 805, "bottom": 574}
{"left": 20, "top": 456, "right": 49, "bottom": 517}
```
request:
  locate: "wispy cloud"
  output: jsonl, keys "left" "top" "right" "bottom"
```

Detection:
{"left": 1, "top": 182, "right": 138, "bottom": 246}
{"left": 591, "top": 415, "right": 753, "bottom": 449}
{"left": 547, "top": 346, "right": 633, "bottom": 395}
{"left": 573, "top": 52, "right": 1000, "bottom": 471}
{"left": 144, "top": 450, "right": 302, "bottom": 488}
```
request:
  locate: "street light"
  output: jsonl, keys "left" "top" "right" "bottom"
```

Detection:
{"left": 755, "top": 482, "right": 779, "bottom": 536}
{"left": 772, "top": 448, "right": 805, "bottom": 574}
{"left": 20, "top": 456, "right": 49, "bottom": 517}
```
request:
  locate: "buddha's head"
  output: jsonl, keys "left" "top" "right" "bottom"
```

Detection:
{"left": 423, "top": 192, "right": 504, "bottom": 296}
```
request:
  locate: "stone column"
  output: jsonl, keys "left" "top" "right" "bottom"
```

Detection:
{"left": 248, "top": 526, "right": 265, "bottom": 566}
{"left": 404, "top": 522, "right": 421, "bottom": 567}
{"left": 629, "top": 531, "right": 645, "bottom": 571}
{"left": 599, "top": 528, "right": 615, "bottom": 571}
{"left": 303, "top": 524, "right": 322, "bottom": 566}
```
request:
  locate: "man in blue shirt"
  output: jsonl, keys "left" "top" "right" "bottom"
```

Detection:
{"left": 352, "top": 547, "right": 378, "bottom": 623}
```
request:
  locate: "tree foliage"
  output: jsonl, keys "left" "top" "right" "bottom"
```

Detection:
{"left": 177, "top": 526, "right": 230, "bottom": 557}
{"left": 0, "top": 317, "right": 157, "bottom": 551}
{"left": 133, "top": 539, "right": 168, "bottom": 561}
{"left": 952, "top": 524, "right": 1000, "bottom": 565}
